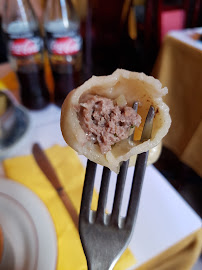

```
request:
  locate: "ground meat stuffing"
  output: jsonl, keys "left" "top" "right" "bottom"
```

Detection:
{"left": 78, "top": 95, "right": 141, "bottom": 154}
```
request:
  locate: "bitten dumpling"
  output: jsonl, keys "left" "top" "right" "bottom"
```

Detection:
{"left": 61, "top": 69, "right": 171, "bottom": 173}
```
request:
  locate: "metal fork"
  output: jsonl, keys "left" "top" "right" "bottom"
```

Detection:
{"left": 79, "top": 106, "right": 155, "bottom": 270}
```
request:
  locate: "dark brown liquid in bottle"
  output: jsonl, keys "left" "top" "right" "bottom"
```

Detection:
{"left": 17, "top": 63, "right": 50, "bottom": 110}
{"left": 52, "top": 64, "right": 81, "bottom": 107}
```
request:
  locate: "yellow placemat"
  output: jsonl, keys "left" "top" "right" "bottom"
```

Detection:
{"left": 3, "top": 145, "right": 136, "bottom": 270}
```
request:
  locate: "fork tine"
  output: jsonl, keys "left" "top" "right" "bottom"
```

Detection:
{"left": 79, "top": 160, "right": 97, "bottom": 221}
{"left": 125, "top": 151, "right": 148, "bottom": 230}
{"left": 110, "top": 160, "right": 129, "bottom": 226}
{"left": 129, "top": 102, "right": 139, "bottom": 144}
{"left": 141, "top": 105, "right": 155, "bottom": 141}
{"left": 125, "top": 105, "right": 155, "bottom": 229}
{"left": 96, "top": 167, "right": 111, "bottom": 223}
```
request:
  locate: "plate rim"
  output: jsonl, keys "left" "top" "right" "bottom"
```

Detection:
{"left": 0, "top": 191, "right": 39, "bottom": 270}
{"left": 0, "top": 178, "right": 58, "bottom": 270}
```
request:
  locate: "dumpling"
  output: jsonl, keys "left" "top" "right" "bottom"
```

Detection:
{"left": 61, "top": 69, "right": 171, "bottom": 173}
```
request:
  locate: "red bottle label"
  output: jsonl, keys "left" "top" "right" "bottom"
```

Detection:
{"left": 51, "top": 37, "right": 80, "bottom": 55}
{"left": 10, "top": 38, "right": 40, "bottom": 56}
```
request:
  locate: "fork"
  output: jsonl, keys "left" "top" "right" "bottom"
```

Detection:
{"left": 79, "top": 105, "right": 155, "bottom": 270}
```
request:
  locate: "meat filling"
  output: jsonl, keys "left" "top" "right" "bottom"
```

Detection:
{"left": 78, "top": 95, "right": 141, "bottom": 154}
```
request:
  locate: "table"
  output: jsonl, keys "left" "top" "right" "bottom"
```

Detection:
{"left": 152, "top": 27, "right": 202, "bottom": 177}
{"left": 0, "top": 104, "right": 201, "bottom": 269}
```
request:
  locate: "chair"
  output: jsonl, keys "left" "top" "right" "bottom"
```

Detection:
{"left": 190, "top": 0, "right": 202, "bottom": 27}
{"left": 155, "top": 0, "right": 202, "bottom": 46}
{"left": 134, "top": 0, "right": 201, "bottom": 74}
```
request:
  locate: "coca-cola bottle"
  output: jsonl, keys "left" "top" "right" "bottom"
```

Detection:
{"left": 2, "top": 0, "right": 50, "bottom": 110}
{"left": 44, "top": 0, "right": 83, "bottom": 107}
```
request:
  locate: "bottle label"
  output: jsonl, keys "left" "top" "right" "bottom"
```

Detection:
{"left": 49, "top": 36, "right": 81, "bottom": 55}
{"left": 10, "top": 38, "right": 41, "bottom": 56}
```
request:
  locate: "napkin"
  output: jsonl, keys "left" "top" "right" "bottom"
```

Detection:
{"left": 3, "top": 145, "right": 136, "bottom": 270}
{"left": 136, "top": 228, "right": 202, "bottom": 270}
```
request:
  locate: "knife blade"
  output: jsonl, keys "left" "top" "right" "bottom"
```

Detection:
{"left": 32, "top": 143, "right": 78, "bottom": 228}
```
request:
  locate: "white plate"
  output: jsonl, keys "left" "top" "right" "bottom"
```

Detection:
{"left": 0, "top": 179, "right": 57, "bottom": 270}
{"left": 0, "top": 193, "right": 38, "bottom": 270}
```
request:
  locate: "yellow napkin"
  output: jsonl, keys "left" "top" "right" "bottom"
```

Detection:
{"left": 3, "top": 145, "right": 136, "bottom": 270}
{"left": 136, "top": 228, "right": 202, "bottom": 270}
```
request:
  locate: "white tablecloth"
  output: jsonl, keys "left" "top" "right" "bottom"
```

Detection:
{"left": 0, "top": 104, "right": 201, "bottom": 268}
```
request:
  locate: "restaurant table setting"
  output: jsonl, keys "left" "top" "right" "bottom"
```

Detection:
{"left": 0, "top": 70, "right": 202, "bottom": 269}
{"left": 152, "top": 27, "right": 202, "bottom": 178}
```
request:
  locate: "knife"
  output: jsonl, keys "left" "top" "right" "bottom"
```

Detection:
{"left": 32, "top": 143, "right": 78, "bottom": 229}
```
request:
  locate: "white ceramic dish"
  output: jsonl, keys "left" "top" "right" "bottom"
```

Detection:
{"left": 0, "top": 179, "right": 57, "bottom": 270}
{"left": 0, "top": 192, "right": 38, "bottom": 270}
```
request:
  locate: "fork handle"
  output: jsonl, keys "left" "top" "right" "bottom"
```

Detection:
{"left": 88, "top": 261, "right": 113, "bottom": 270}
{"left": 87, "top": 253, "right": 116, "bottom": 270}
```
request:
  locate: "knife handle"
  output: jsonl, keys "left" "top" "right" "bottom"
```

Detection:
{"left": 58, "top": 188, "right": 79, "bottom": 228}
{"left": 32, "top": 143, "right": 79, "bottom": 229}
